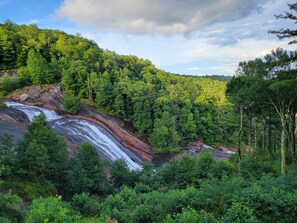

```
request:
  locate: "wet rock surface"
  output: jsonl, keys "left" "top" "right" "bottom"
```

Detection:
{"left": 0, "top": 108, "right": 28, "bottom": 142}
{"left": 0, "top": 120, "right": 26, "bottom": 143}
{"left": 3, "top": 84, "right": 154, "bottom": 163}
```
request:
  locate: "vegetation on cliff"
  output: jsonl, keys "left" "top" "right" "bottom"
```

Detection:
{"left": 0, "top": 21, "right": 230, "bottom": 153}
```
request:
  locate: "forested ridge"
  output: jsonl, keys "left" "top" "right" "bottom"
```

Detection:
{"left": 1, "top": 2, "right": 297, "bottom": 222}
{"left": 0, "top": 21, "right": 230, "bottom": 153}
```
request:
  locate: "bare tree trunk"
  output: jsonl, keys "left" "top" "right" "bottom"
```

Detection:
{"left": 285, "top": 121, "right": 291, "bottom": 156}
{"left": 252, "top": 118, "right": 257, "bottom": 151}
{"left": 248, "top": 116, "right": 252, "bottom": 151}
{"left": 274, "top": 126, "right": 277, "bottom": 156}
{"left": 268, "top": 111, "right": 272, "bottom": 157}
{"left": 237, "top": 106, "right": 243, "bottom": 161}
{"left": 88, "top": 74, "right": 93, "bottom": 101}
{"left": 291, "top": 113, "right": 296, "bottom": 158}
{"left": 262, "top": 119, "right": 266, "bottom": 150}
{"left": 281, "top": 117, "right": 286, "bottom": 176}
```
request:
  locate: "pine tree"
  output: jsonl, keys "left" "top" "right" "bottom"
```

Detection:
{"left": 269, "top": 2, "right": 297, "bottom": 44}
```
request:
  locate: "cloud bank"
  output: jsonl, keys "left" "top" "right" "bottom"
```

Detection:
{"left": 57, "top": 0, "right": 268, "bottom": 35}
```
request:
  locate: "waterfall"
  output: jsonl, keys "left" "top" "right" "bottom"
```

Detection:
{"left": 5, "top": 102, "right": 61, "bottom": 121}
{"left": 5, "top": 101, "right": 142, "bottom": 170}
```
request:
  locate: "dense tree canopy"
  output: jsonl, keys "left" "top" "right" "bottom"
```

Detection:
{"left": 0, "top": 22, "right": 230, "bottom": 153}
{"left": 226, "top": 48, "right": 297, "bottom": 174}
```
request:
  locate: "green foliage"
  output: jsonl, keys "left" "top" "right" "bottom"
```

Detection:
{"left": 1, "top": 141, "right": 297, "bottom": 222}
{"left": 0, "top": 134, "right": 15, "bottom": 176}
{"left": 26, "top": 49, "right": 52, "bottom": 85}
{"left": 150, "top": 111, "right": 180, "bottom": 153}
{"left": 61, "top": 60, "right": 88, "bottom": 98}
{"left": 19, "top": 140, "right": 49, "bottom": 177}
{"left": 25, "top": 196, "right": 80, "bottom": 223}
{"left": 71, "top": 193, "right": 101, "bottom": 217}
{"left": 164, "top": 154, "right": 196, "bottom": 189}
{"left": 160, "top": 151, "right": 235, "bottom": 189}
{"left": 200, "top": 75, "right": 232, "bottom": 82}
{"left": 0, "top": 73, "right": 24, "bottom": 95}
{"left": 0, "top": 193, "right": 24, "bottom": 223}
{"left": 0, "top": 100, "right": 7, "bottom": 109}
{"left": 110, "top": 159, "right": 134, "bottom": 189}
{"left": 135, "top": 162, "right": 163, "bottom": 192}
{"left": 239, "top": 154, "right": 280, "bottom": 179}
{"left": 62, "top": 89, "right": 79, "bottom": 114}
{"left": 93, "top": 71, "right": 114, "bottom": 109}
{"left": 194, "top": 176, "right": 244, "bottom": 217}
{"left": 194, "top": 151, "right": 216, "bottom": 179}
{"left": 221, "top": 202, "right": 259, "bottom": 223}
{"left": 17, "top": 66, "right": 32, "bottom": 86}
{"left": 241, "top": 183, "right": 297, "bottom": 223}
{"left": 66, "top": 142, "right": 108, "bottom": 195}
{"left": 164, "top": 208, "right": 217, "bottom": 223}
{"left": 16, "top": 114, "right": 68, "bottom": 182}
{"left": 227, "top": 47, "right": 297, "bottom": 174}
{"left": 0, "top": 22, "right": 18, "bottom": 69}
{"left": 269, "top": 2, "right": 297, "bottom": 44}
{"left": 2, "top": 179, "right": 57, "bottom": 201}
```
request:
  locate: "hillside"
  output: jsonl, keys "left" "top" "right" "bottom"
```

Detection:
{"left": 0, "top": 21, "right": 233, "bottom": 153}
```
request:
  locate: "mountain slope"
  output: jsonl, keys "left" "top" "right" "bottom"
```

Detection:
{"left": 0, "top": 21, "right": 234, "bottom": 153}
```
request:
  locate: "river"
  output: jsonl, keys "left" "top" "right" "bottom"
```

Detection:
{"left": 4, "top": 101, "right": 142, "bottom": 170}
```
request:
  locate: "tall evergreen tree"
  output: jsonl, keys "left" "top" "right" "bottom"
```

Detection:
{"left": 66, "top": 142, "right": 107, "bottom": 195}
{"left": 269, "top": 2, "right": 297, "bottom": 44}
{"left": 26, "top": 49, "right": 52, "bottom": 84}
{"left": 17, "top": 115, "right": 68, "bottom": 181}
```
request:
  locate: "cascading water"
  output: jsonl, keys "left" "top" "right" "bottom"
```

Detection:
{"left": 5, "top": 101, "right": 142, "bottom": 170}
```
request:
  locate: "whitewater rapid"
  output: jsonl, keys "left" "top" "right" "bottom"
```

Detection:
{"left": 5, "top": 102, "right": 142, "bottom": 170}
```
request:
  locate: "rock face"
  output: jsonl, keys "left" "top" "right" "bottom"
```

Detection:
{"left": 5, "top": 84, "right": 154, "bottom": 162}
{"left": 20, "top": 94, "right": 32, "bottom": 102}
{"left": 0, "top": 108, "right": 28, "bottom": 143}
{"left": 176, "top": 141, "right": 235, "bottom": 160}
{"left": 73, "top": 112, "right": 153, "bottom": 162}
{"left": 8, "top": 84, "right": 64, "bottom": 112}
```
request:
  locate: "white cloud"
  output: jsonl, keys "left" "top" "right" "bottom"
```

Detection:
{"left": 183, "top": 38, "right": 293, "bottom": 61}
{"left": 56, "top": 0, "right": 268, "bottom": 35}
{"left": 83, "top": 31, "right": 295, "bottom": 75}
{"left": 54, "top": 0, "right": 296, "bottom": 76}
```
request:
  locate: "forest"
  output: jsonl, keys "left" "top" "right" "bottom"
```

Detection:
{"left": 0, "top": 20, "right": 229, "bottom": 153}
{"left": 0, "top": 2, "right": 297, "bottom": 223}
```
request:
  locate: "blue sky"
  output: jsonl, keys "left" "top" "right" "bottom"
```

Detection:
{"left": 0, "top": 0, "right": 296, "bottom": 76}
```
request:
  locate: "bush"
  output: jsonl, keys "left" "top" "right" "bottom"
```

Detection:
{"left": 71, "top": 193, "right": 101, "bottom": 217}
{"left": 0, "top": 192, "right": 24, "bottom": 223}
{"left": 164, "top": 208, "right": 217, "bottom": 223}
{"left": 26, "top": 196, "right": 80, "bottom": 223}
{"left": 63, "top": 89, "right": 79, "bottom": 115}
{"left": 2, "top": 179, "right": 57, "bottom": 201}
{"left": 221, "top": 202, "right": 259, "bottom": 223}
{"left": 239, "top": 154, "right": 280, "bottom": 179}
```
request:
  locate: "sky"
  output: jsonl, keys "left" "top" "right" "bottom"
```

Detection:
{"left": 0, "top": 0, "right": 296, "bottom": 76}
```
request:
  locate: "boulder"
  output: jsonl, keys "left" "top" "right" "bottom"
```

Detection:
{"left": 20, "top": 94, "right": 32, "bottom": 102}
